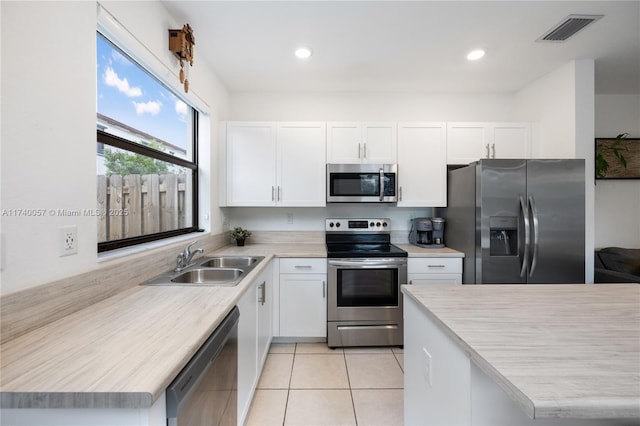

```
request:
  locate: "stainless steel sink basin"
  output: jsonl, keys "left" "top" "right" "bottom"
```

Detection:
{"left": 144, "top": 255, "right": 264, "bottom": 286}
{"left": 199, "top": 256, "right": 259, "bottom": 268}
{"left": 171, "top": 268, "right": 244, "bottom": 285}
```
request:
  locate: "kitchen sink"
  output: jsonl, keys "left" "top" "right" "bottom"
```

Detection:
{"left": 144, "top": 255, "right": 264, "bottom": 286}
{"left": 171, "top": 268, "right": 244, "bottom": 285}
{"left": 199, "top": 256, "right": 259, "bottom": 268}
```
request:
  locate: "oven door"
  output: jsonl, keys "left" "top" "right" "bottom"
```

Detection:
{"left": 327, "top": 258, "right": 406, "bottom": 322}
{"left": 326, "top": 164, "right": 397, "bottom": 203}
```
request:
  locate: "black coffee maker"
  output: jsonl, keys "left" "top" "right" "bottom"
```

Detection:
{"left": 409, "top": 217, "right": 445, "bottom": 248}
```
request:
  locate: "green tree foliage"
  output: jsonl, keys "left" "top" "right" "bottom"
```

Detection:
{"left": 104, "top": 140, "right": 169, "bottom": 176}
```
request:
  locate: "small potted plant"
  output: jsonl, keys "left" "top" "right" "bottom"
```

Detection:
{"left": 230, "top": 227, "right": 252, "bottom": 246}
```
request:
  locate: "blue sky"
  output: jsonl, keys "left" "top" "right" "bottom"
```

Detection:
{"left": 97, "top": 34, "right": 189, "bottom": 151}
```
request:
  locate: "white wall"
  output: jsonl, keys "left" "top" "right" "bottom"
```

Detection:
{"left": 0, "top": 1, "right": 229, "bottom": 295}
{"left": 513, "top": 61, "right": 580, "bottom": 158}
{"left": 513, "top": 60, "right": 596, "bottom": 282}
{"left": 230, "top": 92, "right": 515, "bottom": 122}
{"left": 594, "top": 94, "right": 640, "bottom": 249}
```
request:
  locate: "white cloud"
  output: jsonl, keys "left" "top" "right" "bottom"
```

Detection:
{"left": 133, "top": 100, "right": 162, "bottom": 116}
{"left": 111, "top": 50, "right": 130, "bottom": 66}
{"left": 104, "top": 67, "right": 142, "bottom": 97}
{"left": 175, "top": 100, "right": 188, "bottom": 120}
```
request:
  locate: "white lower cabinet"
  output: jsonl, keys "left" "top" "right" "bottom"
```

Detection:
{"left": 237, "top": 262, "right": 273, "bottom": 426}
{"left": 256, "top": 263, "right": 273, "bottom": 370}
{"left": 0, "top": 399, "right": 166, "bottom": 426}
{"left": 278, "top": 258, "right": 327, "bottom": 338}
{"left": 407, "top": 257, "right": 462, "bottom": 285}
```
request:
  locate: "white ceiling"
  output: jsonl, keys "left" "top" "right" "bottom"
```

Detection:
{"left": 161, "top": 1, "right": 640, "bottom": 95}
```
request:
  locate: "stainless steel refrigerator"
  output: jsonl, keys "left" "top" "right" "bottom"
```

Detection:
{"left": 445, "top": 159, "right": 585, "bottom": 284}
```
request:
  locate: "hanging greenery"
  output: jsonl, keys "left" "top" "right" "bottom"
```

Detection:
{"left": 595, "top": 133, "right": 629, "bottom": 179}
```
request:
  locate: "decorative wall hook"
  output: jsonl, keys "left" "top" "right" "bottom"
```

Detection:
{"left": 168, "top": 24, "right": 195, "bottom": 93}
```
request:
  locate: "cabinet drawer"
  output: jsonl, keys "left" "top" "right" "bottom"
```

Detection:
{"left": 408, "top": 273, "right": 461, "bottom": 285}
{"left": 280, "top": 258, "right": 327, "bottom": 274}
{"left": 408, "top": 257, "right": 462, "bottom": 274}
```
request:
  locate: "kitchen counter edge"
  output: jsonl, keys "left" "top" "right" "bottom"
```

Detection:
{"left": 0, "top": 244, "right": 325, "bottom": 410}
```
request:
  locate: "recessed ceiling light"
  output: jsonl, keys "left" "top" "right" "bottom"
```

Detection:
{"left": 295, "top": 47, "right": 312, "bottom": 59}
{"left": 466, "top": 49, "right": 486, "bottom": 61}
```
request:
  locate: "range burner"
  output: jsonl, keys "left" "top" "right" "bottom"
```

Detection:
{"left": 326, "top": 242, "right": 407, "bottom": 258}
{"left": 325, "top": 218, "right": 407, "bottom": 259}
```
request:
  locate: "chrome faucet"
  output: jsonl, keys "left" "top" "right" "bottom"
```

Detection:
{"left": 175, "top": 241, "right": 204, "bottom": 271}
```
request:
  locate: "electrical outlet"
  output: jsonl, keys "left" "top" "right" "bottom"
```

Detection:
{"left": 59, "top": 225, "right": 78, "bottom": 256}
{"left": 286, "top": 213, "right": 294, "bottom": 224}
{"left": 422, "top": 347, "right": 432, "bottom": 386}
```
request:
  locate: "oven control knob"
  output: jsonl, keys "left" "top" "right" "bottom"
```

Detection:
{"left": 329, "top": 222, "right": 334, "bottom": 228}
{"left": 382, "top": 222, "right": 388, "bottom": 227}
{"left": 336, "top": 222, "right": 341, "bottom": 228}
{"left": 376, "top": 222, "right": 381, "bottom": 227}
{"left": 370, "top": 222, "right": 375, "bottom": 227}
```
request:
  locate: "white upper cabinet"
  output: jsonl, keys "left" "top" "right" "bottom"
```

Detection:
{"left": 225, "top": 122, "right": 326, "bottom": 207}
{"left": 447, "top": 122, "right": 531, "bottom": 165}
{"left": 226, "top": 122, "right": 277, "bottom": 206}
{"left": 362, "top": 122, "right": 397, "bottom": 163}
{"left": 491, "top": 123, "right": 531, "bottom": 159}
{"left": 446, "top": 123, "right": 486, "bottom": 165}
{"left": 326, "top": 122, "right": 361, "bottom": 163}
{"left": 397, "top": 123, "right": 447, "bottom": 207}
{"left": 277, "top": 122, "right": 326, "bottom": 207}
{"left": 327, "top": 122, "right": 397, "bottom": 164}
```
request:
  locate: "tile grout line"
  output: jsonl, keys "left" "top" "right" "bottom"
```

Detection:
{"left": 281, "top": 342, "right": 297, "bottom": 426}
{"left": 343, "top": 349, "right": 359, "bottom": 425}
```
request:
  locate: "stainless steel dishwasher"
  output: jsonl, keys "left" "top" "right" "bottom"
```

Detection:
{"left": 166, "top": 306, "right": 239, "bottom": 426}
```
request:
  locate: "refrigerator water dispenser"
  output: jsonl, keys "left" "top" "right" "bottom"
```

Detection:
{"left": 489, "top": 216, "right": 518, "bottom": 256}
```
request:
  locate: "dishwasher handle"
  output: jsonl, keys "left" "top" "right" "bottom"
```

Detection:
{"left": 166, "top": 306, "right": 239, "bottom": 418}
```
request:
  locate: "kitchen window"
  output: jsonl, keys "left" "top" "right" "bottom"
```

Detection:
{"left": 97, "top": 33, "right": 198, "bottom": 252}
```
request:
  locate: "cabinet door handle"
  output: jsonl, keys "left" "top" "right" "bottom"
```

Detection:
{"left": 277, "top": 186, "right": 281, "bottom": 201}
{"left": 358, "top": 143, "right": 362, "bottom": 159}
{"left": 491, "top": 143, "right": 496, "bottom": 158}
{"left": 398, "top": 186, "right": 402, "bottom": 201}
{"left": 271, "top": 186, "right": 275, "bottom": 201}
{"left": 427, "top": 265, "right": 446, "bottom": 268}
{"left": 322, "top": 280, "right": 326, "bottom": 298}
{"left": 294, "top": 265, "right": 313, "bottom": 269}
{"left": 363, "top": 143, "right": 367, "bottom": 159}
{"left": 485, "top": 144, "right": 490, "bottom": 158}
{"left": 258, "top": 281, "right": 266, "bottom": 305}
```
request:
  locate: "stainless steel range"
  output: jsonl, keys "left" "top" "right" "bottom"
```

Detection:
{"left": 326, "top": 218, "right": 407, "bottom": 348}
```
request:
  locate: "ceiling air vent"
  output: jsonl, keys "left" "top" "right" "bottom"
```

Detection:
{"left": 537, "top": 14, "right": 604, "bottom": 42}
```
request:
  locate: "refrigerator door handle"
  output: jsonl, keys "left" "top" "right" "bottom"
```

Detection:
{"left": 528, "top": 195, "right": 540, "bottom": 277}
{"left": 519, "top": 196, "right": 530, "bottom": 278}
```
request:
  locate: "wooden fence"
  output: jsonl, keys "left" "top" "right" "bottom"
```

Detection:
{"left": 97, "top": 174, "right": 188, "bottom": 242}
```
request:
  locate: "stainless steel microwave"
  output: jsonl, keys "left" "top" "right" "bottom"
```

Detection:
{"left": 326, "top": 164, "right": 398, "bottom": 203}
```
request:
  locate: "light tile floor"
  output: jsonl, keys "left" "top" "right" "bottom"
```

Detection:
{"left": 246, "top": 343, "right": 404, "bottom": 426}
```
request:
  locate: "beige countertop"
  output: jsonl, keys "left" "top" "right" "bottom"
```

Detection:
{"left": 396, "top": 244, "right": 464, "bottom": 257}
{"left": 402, "top": 284, "right": 640, "bottom": 420}
{"left": 0, "top": 242, "right": 462, "bottom": 410}
{"left": 0, "top": 243, "right": 325, "bottom": 409}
